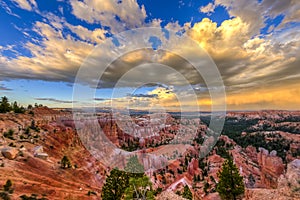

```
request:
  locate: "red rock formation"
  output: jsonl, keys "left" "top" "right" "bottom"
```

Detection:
{"left": 257, "top": 147, "right": 285, "bottom": 188}
{"left": 187, "top": 158, "right": 199, "bottom": 176}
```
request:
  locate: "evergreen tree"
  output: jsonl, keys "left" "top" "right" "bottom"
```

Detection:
{"left": 12, "top": 101, "right": 25, "bottom": 113}
{"left": 124, "top": 155, "right": 144, "bottom": 177}
{"left": 216, "top": 157, "right": 245, "bottom": 200}
{"left": 0, "top": 96, "right": 11, "bottom": 113}
{"left": 101, "top": 168, "right": 129, "bottom": 200}
{"left": 182, "top": 185, "right": 192, "bottom": 200}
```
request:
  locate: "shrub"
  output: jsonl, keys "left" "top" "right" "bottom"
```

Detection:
{"left": 61, "top": 156, "right": 72, "bottom": 169}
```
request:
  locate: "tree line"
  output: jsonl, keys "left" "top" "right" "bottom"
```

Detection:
{"left": 0, "top": 96, "right": 43, "bottom": 114}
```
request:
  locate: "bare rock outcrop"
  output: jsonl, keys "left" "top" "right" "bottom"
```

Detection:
{"left": 277, "top": 159, "right": 300, "bottom": 198}
{"left": 187, "top": 158, "right": 198, "bottom": 176}
{"left": 257, "top": 147, "right": 284, "bottom": 188}
{"left": 1, "top": 147, "right": 19, "bottom": 159}
{"left": 157, "top": 191, "right": 188, "bottom": 200}
{"left": 246, "top": 159, "right": 300, "bottom": 200}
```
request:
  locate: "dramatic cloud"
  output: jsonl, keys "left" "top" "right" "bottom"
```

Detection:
{"left": 0, "top": 18, "right": 96, "bottom": 83}
{"left": 0, "top": 0, "right": 299, "bottom": 109}
{"left": 187, "top": 16, "right": 300, "bottom": 97}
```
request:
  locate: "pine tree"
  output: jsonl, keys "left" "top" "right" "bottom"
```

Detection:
{"left": 101, "top": 168, "right": 129, "bottom": 200}
{"left": 182, "top": 185, "right": 192, "bottom": 200}
{"left": 124, "top": 155, "right": 144, "bottom": 177}
{"left": 216, "top": 157, "right": 245, "bottom": 200}
{"left": 0, "top": 96, "right": 11, "bottom": 113}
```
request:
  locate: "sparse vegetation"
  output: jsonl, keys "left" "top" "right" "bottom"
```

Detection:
{"left": 0, "top": 180, "right": 13, "bottom": 200}
{"left": 20, "top": 194, "right": 48, "bottom": 200}
{"left": 3, "top": 129, "right": 14, "bottom": 140}
{"left": 60, "top": 156, "right": 72, "bottom": 169}
{"left": 87, "top": 190, "right": 97, "bottom": 196}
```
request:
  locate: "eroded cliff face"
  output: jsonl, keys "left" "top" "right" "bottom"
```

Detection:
{"left": 245, "top": 159, "right": 300, "bottom": 200}
{"left": 257, "top": 147, "right": 285, "bottom": 188}
{"left": 0, "top": 108, "right": 104, "bottom": 199}
{"left": 277, "top": 159, "right": 300, "bottom": 199}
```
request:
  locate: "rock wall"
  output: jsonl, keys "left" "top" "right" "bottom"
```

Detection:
{"left": 245, "top": 159, "right": 300, "bottom": 200}
{"left": 257, "top": 147, "right": 285, "bottom": 188}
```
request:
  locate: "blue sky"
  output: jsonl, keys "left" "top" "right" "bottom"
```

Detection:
{"left": 0, "top": 0, "right": 300, "bottom": 110}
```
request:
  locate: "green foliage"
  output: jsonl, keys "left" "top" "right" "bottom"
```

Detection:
{"left": 153, "top": 187, "right": 162, "bottom": 196}
{"left": 124, "top": 176, "right": 154, "bottom": 200}
{"left": 203, "top": 181, "right": 210, "bottom": 194}
{"left": 0, "top": 180, "right": 13, "bottom": 200}
{"left": 182, "top": 185, "right": 192, "bottom": 200}
{"left": 102, "top": 155, "right": 150, "bottom": 200}
{"left": 124, "top": 155, "right": 144, "bottom": 175}
{"left": 121, "top": 139, "right": 140, "bottom": 152}
{"left": 12, "top": 101, "right": 25, "bottom": 114}
{"left": 194, "top": 132, "right": 204, "bottom": 144}
{"left": 3, "top": 180, "right": 13, "bottom": 194}
{"left": 87, "top": 191, "right": 97, "bottom": 196}
{"left": 101, "top": 168, "right": 129, "bottom": 200}
{"left": 60, "top": 156, "right": 72, "bottom": 169}
{"left": 3, "top": 129, "right": 14, "bottom": 140}
{"left": 237, "top": 133, "right": 289, "bottom": 162}
{"left": 29, "top": 120, "right": 39, "bottom": 132}
{"left": 0, "top": 97, "right": 25, "bottom": 114}
{"left": 0, "top": 96, "right": 11, "bottom": 113}
{"left": 0, "top": 192, "right": 10, "bottom": 200}
{"left": 209, "top": 116, "right": 291, "bottom": 162}
{"left": 217, "top": 158, "right": 245, "bottom": 200}
{"left": 215, "top": 139, "right": 231, "bottom": 159}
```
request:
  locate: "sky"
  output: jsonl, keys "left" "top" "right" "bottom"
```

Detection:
{"left": 0, "top": 0, "right": 300, "bottom": 111}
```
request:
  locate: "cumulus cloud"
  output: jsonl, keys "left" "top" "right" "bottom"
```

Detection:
{"left": 0, "top": 0, "right": 299, "bottom": 110}
{"left": 0, "top": 17, "right": 97, "bottom": 83}
{"left": 70, "top": 0, "right": 146, "bottom": 33}
{"left": 66, "top": 24, "right": 107, "bottom": 44}
{"left": 202, "top": 0, "right": 300, "bottom": 34}
{"left": 199, "top": 3, "right": 215, "bottom": 15}
{"left": 187, "top": 16, "right": 300, "bottom": 97}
